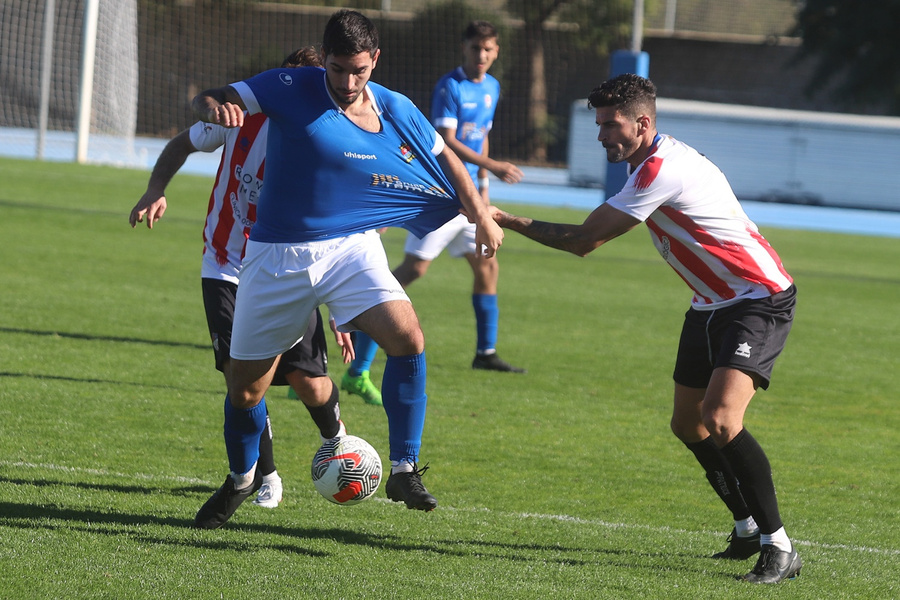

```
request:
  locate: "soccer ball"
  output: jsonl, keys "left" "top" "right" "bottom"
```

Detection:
{"left": 311, "top": 435, "right": 382, "bottom": 505}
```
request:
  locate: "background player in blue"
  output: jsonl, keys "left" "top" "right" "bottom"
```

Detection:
{"left": 342, "top": 21, "right": 524, "bottom": 403}
{"left": 190, "top": 9, "right": 503, "bottom": 518}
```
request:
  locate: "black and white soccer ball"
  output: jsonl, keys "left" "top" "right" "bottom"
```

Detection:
{"left": 311, "top": 435, "right": 382, "bottom": 505}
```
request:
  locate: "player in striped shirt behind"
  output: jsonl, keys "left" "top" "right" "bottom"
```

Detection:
{"left": 130, "top": 48, "right": 354, "bottom": 529}
{"left": 485, "top": 74, "right": 801, "bottom": 585}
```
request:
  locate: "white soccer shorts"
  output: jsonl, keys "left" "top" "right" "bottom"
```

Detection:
{"left": 403, "top": 213, "right": 475, "bottom": 260}
{"left": 230, "top": 231, "right": 409, "bottom": 360}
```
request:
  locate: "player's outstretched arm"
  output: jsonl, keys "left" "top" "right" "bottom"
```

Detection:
{"left": 438, "top": 127, "right": 522, "bottom": 186}
{"left": 481, "top": 135, "right": 522, "bottom": 185}
{"left": 488, "top": 203, "right": 642, "bottom": 257}
{"left": 192, "top": 85, "right": 247, "bottom": 128}
{"left": 129, "top": 129, "right": 198, "bottom": 229}
{"left": 438, "top": 145, "right": 503, "bottom": 257}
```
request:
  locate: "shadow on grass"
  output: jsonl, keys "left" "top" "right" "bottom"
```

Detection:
{"left": 0, "top": 475, "right": 209, "bottom": 496}
{"left": 0, "top": 370, "right": 220, "bottom": 395}
{"left": 0, "top": 326, "right": 208, "bottom": 350}
{"left": 0, "top": 490, "right": 741, "bottom": 579}
{"left": 0, "top": 501, "right": 327, "bottom": 557}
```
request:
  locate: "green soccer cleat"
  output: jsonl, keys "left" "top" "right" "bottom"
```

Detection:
{"left": 340, "top": 370, "right": 383, "bottom": 406}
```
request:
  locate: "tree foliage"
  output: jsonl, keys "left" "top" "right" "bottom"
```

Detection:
{"left": 792, "top": 0, "right": 900, "bottom": 113}
{"left": 504, "top": 0, "right": 631, "bottom": 161}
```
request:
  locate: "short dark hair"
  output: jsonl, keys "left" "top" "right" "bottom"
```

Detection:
{"left": 281, "top": 46, "right": 321, "bottom": 68}
{"left": 463, "top": 20, "right": 497, "bottom": 43}
{"left": 588, "top": 74, "right": 657, "bottom": 122}
{"left": 322, "top": 9, "right": 379, "bottom": 58}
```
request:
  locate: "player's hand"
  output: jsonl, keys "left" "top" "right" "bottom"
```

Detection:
{"left": 208, "top": 103, "right": 244, "bottom": 128}
{"left": 491, "top": 161, "right": 523, "bottom": 184}
{"left": 474, "top": 217, "right": 504, "bottom": 258}
{"left": 129, "top": 192, "right": 168, "bottom": 229}
{"left": 330, "top": 319, "right": 355, "bottom": 363}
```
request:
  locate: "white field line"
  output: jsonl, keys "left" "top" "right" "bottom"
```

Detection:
{"left": 3, "top": 460, "right": 898, "bottom": 557}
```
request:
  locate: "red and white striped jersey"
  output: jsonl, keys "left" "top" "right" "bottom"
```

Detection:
{"left": 189, "top": 114, "right": 269, "bottom": 283}
{"left": 605, "top": 134, "right": 793, "bottom": 309}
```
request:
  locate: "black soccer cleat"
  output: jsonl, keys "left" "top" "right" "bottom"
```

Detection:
{"left": 385, "top": 463, "right": 437, "bottom": 511}
{"left": 742, "top": 544, "right": 802, "bottom": 584}
{"left": 712, "top": 528, "right": 761, "bottom": 560}
{"left": 194, "top": 471, "right": 263, "bottom": 530}
{"left": 472, "top": 353, "right": 526, "bottom": 373}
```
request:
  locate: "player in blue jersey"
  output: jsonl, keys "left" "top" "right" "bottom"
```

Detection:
{"left": 190, "top": 9, "right": 503, "bottom": 522}
{"left": 342, "top": 21, "right": 524, "bottom": 405}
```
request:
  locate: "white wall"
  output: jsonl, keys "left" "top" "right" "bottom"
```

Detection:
{"left": 568, "top": 98, "right": 900, "bottom": 211}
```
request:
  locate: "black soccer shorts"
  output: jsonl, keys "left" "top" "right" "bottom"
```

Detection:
{"left": 201, "top": 278, "right": 328, "bottom": 385}
{"left": 673, "top": 285, "right": 797, "bottom": 391}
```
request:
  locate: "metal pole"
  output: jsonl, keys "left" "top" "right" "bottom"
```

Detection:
{"left": 37, "top": 0, "right": 56, "bottom": 160}
{"left": 76, "top": 0, "right": 100, "bottom": 163}
{"left": 631, "top": 0, "right": 644, "bottom": 53}
{"left": 664, "top": 0, "right": 677, "bottom": 34}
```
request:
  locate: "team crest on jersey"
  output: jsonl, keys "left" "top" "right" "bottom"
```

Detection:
{"left": 399, "top": 142, "right": 417, "bottom": 164}
{"left": 279, "top": 73, "right": 293, "bottom": 86}
{"left": 484, "top": 94, "right": 493, "bottom": 109}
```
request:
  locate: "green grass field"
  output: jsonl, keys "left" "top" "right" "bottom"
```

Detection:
{"left": 0, "top": 157, "right": 897, "bottom": 599}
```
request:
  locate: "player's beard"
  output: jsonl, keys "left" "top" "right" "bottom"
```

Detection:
{"left": 326, "top": 77, "right": 364, "bottom": 108}
{"left": 604, "top": 139, "right": 639, "bottom": 164}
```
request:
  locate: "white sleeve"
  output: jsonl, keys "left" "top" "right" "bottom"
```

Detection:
{"left": 188, "top": 121, "right": 228, "bottom": 153}
{"left": 605, "top": 158, "right": 680, "bottom": 222}
{"left": 431, "top": 131, "right": 445, "bottom": 155}
{"left": 433, "top": 116, "right": 458, "bottom": 130}
{"left": 230, "top": 81, "right": 261, "bottom": 115}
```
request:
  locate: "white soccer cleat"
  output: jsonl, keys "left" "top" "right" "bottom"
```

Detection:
{"left": 252, "top": 475, "right": 283, "bottom": 509}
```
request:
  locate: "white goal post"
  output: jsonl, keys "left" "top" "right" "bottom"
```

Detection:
{"left": 1, "top": 0, "right": 138, "bottom": 165}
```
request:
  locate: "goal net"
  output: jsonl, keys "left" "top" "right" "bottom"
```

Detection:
{"left": 0, "top": 0, "right": 138, "bottom": 164}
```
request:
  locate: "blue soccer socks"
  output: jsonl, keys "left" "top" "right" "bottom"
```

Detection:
{"left": 223, "top": 395, "right": 268, "bottom": 477}
{"left": 348, "top": 331, "right": 380, "bottom": 376}
{"left": 381, "top": 352, "right": 427, "bottom": 463}
{"left": 472, "top": 293, "right": 499, "bottom": 353}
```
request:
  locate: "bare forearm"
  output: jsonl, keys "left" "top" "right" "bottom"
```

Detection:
{"left": 146, "top": 131, "right": 194, "bottom": 194}
{"left": 495, "top": 213, "right": 597, "bottom": 257}
{"left": 439, "top": 148, "right": 487, "bottom": 218}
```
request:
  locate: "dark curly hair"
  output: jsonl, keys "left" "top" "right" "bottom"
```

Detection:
{"left": 588, "top": 74, "right": 657, "bottom": 122}
{"left": 281, "top": 46, "right": 321, "bottom": 69}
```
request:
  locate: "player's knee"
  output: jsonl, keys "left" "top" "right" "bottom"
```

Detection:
{"left": 227, "top": 388, "right": 263, "bottom": 410}
{"left": 382, "top": 327, "right": 425, "bottom": 356}
{"left": 701, "top": 411, "right": 741, "bottom": 445}
{"left": 670, "top": 413, "right": 709, "bottom": 444}
{"left": 290, "top": 375, "right": 332, "bottom": 406}
{"left": 670, "top": 417, "right": 693, "bottom": 443}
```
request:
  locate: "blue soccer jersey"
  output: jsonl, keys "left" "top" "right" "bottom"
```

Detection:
{"left": 231, "top": 67, "right": 461, "bottom": 243}
{"left": 431, "top": 67, "right": 500, "bottom": 181}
